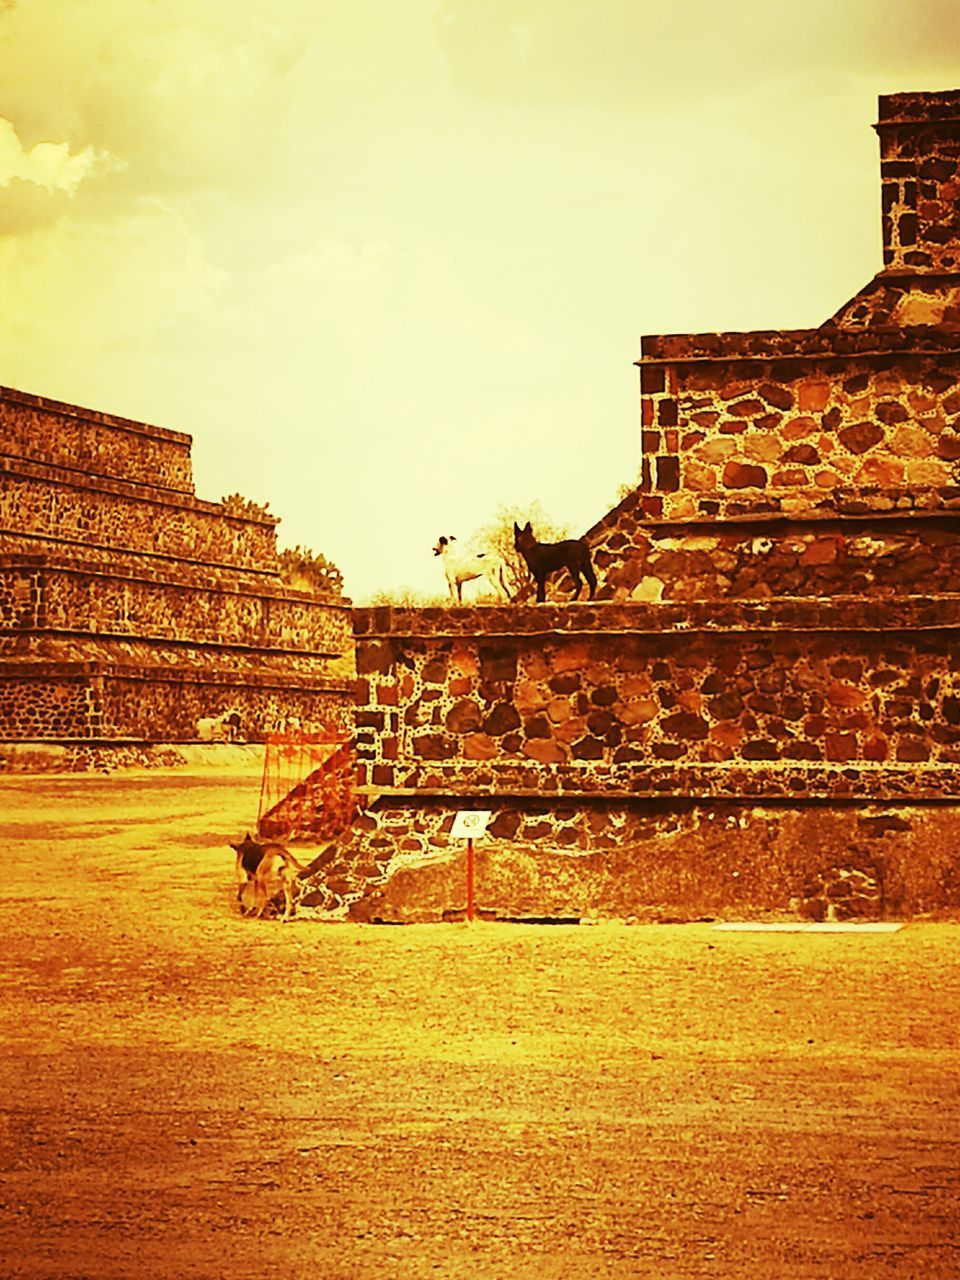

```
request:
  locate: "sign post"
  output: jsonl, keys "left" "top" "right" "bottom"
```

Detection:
{"left": 466, "top": 837, "right": 475, "bottom": 922}
{"left": 450, "top": 810, "right": 492, "bottom": 923}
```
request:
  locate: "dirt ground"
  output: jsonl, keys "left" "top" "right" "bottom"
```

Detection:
{"left": 1, "top": 770, "right": 959, "bottom": 1279}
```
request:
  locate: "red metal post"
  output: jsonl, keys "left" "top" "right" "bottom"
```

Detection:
{"left": 466, "top": 837, "right": 475, "bottom": 923}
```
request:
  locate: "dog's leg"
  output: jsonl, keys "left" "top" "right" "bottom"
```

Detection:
{"left": 281, "top": 879, "right": 294, "bottom": 923}
{"left": 535, "top": 574, "right": 546, "bottom": 603}
{"left": 583, "top": 553, "right": 598, "bottom": 600}
{"left": 252, "top": 876, "right": 272, "bottom": 918}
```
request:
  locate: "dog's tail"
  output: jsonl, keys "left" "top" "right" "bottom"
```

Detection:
{"left": 279, "top": 846, "right": 309, "bottom": 876}
{"left": 256, "top": 841, "right": 309, "bottom": 877}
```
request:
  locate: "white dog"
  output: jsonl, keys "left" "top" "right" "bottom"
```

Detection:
{"left": 433, "top": 535, "right": 511, "bottom": 603}
{"left": 197, "top": 708, "right": 242, "bottom": 742}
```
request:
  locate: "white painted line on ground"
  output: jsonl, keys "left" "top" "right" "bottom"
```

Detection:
{"left": 714, "top": 922, "right": 904, "bottom": 933}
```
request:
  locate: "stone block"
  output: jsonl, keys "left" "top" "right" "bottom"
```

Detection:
{"left": 798, "top": 380, "right": 831, "bottom": 412}
{"left": 483, "top": 703, "right": 522, "bottom": 736}
{"left": 523, "top": 740, "right": 567, "bottom": 765}
{"left": 412, "top": 733, "right": 456, "bottom": 759}
{"left": 445, "top": 699, "right": 482, "bottom": 734}
{"left": 838, "top": 421, "right": 884, "bottom": 454}
{"left": 722, "top": 461, "right": 768, "bottom": 489}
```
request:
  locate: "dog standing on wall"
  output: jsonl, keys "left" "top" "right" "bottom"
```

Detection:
{"left": 231, "top": 833, "right": 306, "bottom": 922}
{"left": 433, "top": 536, "right": 511, "bottom": 603}
{"left": 198, "top": 708, "right": 242, "bottom": 742}
{"left": 513, "top": 521, "right": 597, "bottom": 603}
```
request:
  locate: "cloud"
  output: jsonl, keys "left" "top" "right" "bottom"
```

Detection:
{"left": 432, "top": 0, "right": 960, "bottom": 108}
{"left": 0, "top": 117, "right": 97, "bottom": 192}
{"left": 0, "top": 176, "right": 70, "bottom": 236}
{"left": 0, "top": 0, "right": 307, "bottom": 203}
{"left": 0, "top": 114, "right": 104, "bottom": 232}
{"left": 0, "top": 199, "right": 224, "bottom": 396}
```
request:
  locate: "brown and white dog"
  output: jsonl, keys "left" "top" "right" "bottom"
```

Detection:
{"left": 433, "top": 535, "right": 511, "bottom": 603}
{"left": 230, "top": 832, "right": 306, "bottom": 922}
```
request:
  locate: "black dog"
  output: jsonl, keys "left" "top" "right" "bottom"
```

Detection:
{"left": 513, "top": 521, "right": 597, "bottom": 603}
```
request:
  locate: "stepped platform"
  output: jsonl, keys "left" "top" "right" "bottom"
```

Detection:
{"left": 0, "top": 387, "right": 352, "bottom": 745}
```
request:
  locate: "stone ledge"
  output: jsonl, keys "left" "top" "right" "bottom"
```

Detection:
{"left": 588, "top": 488, "right": 960, "bottom": 539}
{"left": 0, "top": 658, "right": 353, "bottom": 690}
{"left": 0, "top": 455, "right": 279, "bottom": 527}
{"left": 0, "top": 741, "right": 265, "bottom": 773}
{"left": 639, "top": 326, "right": 960, "bottom": 365}
{"left": 877, "top": 89, "right": 960, "bottom": 125}
{"left": 353, "top": 596, "right": 960, "bottom": 638}
{"left": 0, "top": 552, "right": 350, "bottom": 608}
{"left": 1, "top": 628, "right": 348, "bottom": 659}
{"left": 0, "top": 383, "right": 192, "bottom": 444}
{"left": 358, "top": 760, "right": 960, "bottom": 801}
{"left": 0, "top": 529, "right": 285, "bottom": 581}
{"left": 0, "top": 447, "right": 193, "bottom": 500}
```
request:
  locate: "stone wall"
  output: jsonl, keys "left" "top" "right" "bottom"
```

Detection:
{"left": 0, "top": 385, "right": 194, "bottom": 492}
{"left": 294, "top": 796, "right": 960, "bottom": 924}
{"left": 1, "top": 657, "right": 351, "bottom": 742}
{"left": 633, "top": 337, "right": 960, "bottom": 522}
{"left": 875, "top": 89, "right": 960, "bottom": 272}
{"left": 352, "top": 603, "right": 960, "bottom": 796}
{"left": 587, "top": 509, "right": 960, "bottom": 603}
{"left": 284, "top": 89, "right": 960, "bottom": 923}
{"left": 277, "top": 600, "right": 960, "bottom": 923}
{"left": 0, "top": 665, "right": 94, "bottom": 740}
{"left": 2, "top": 458, "right": 278, "bottom": 568}
{"left": 621, "top": 91, "right": 960, "bottom": 532}
{"left": 0, "top": 555, "right": 351, "bottom": 653}
{"left": 1, "top": 387, "right": 352, "bottom": 746}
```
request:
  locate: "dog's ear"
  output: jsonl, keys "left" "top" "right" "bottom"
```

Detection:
{"left": 524, "top": 521, "right": 532, "bottom": 532}
{"left": 449, "top": 535, "right": 456, "bottom": 541}
{"left": 513, "top": 522, "right": 520, "bottom": 535}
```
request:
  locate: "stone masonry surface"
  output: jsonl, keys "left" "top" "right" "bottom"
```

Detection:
{"left": 631, "top": 348, "right": 960, "bottom": 523}
{"left": 0, "top": 555, "right": 351, "bottom": 653}
{"left": 1, "top": 389, "right": 351, "bottom": 743}
{"left": 876, "top": 89, "right": 960, "bottom": 273}
{"left": 1, "top": 459, "right": 279, "bottom": 569}
{"left": 351, "top": 604, "right": 960, "bottom": 798}
{"left": 587, "top": 509, "right": 960, "bottom": 603}
{"left": 290, "top": 795, "right": 960, "bottom": 923}
{"left": 0, "top": 385, "right": 194, "bottom": 492}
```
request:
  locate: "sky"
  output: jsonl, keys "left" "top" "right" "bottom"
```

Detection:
{"left": 1, "top": 1, "right": 960, "bottom": 600}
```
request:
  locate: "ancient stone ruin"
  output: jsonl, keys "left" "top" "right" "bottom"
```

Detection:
{"left": 323, "top": 88, "right": 960, "bottom": 923}
{"left": 0, "top": 387, "right": 352, "bottom": 762}
{"left": 6, "top": 88, "right": 960, "bottom": 922}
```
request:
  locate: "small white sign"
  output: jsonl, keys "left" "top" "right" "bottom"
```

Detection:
{"left": 450, "top": 810, "right": 493, "bottom": 841}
